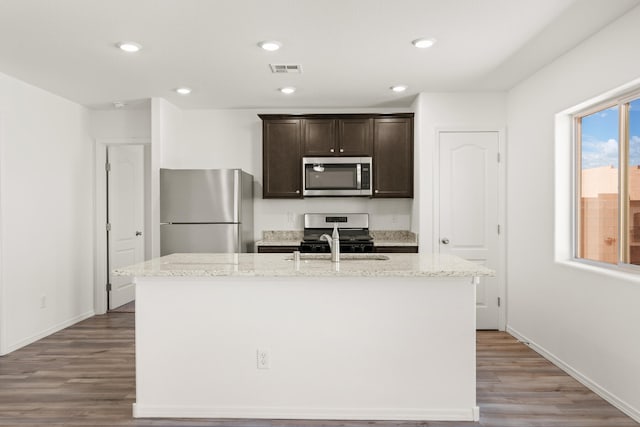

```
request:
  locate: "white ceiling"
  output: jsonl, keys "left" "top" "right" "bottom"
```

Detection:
{"left": 0, "top": 0, "right": 638, "bottom": 110}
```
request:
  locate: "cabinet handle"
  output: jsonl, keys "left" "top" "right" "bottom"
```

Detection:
{"left": 330, "top": 149, "right": 334, "bottom": 153}
{"left": 375, "top": 189, "right": 379, "bottom": 193}
{"left": 296, "top": 190, "right": 300, "bottom": 194}
{"left": 340, "top": 148, "right": 344, "bottom": 153}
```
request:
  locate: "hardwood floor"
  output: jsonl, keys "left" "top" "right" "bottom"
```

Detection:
{"left": 0, "top": 314, "right": 636, "bottom": 427}
{"left": 110, "top": 301, "right": 135, "bottom": 312}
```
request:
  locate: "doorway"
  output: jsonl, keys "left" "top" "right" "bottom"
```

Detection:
{"left": 437, "top": 130, "right": 505, "bottom": 330}
{"left": 94, "top": 139, "right": 150, "bottom": 314}
{"left": 107, "top": 145, "right": 145, "bottom": 310}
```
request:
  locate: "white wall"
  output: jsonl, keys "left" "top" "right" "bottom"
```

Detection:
{"left": 0, "top": 72, "right": 94, "bottom": 355}
{"left": 506, "top": 5, "right": 640, "bottom": 421}
{"left": 90, "top": 108, "right": 151, "bottom": 139}
{"left": 151, "top": 98, "right": 182, "bottom": 257}
{"left": 414, "top": 92, "right": 507, "bottom": 253}
{"left": 159, "top": 108, "right": 414, "bottom": 242}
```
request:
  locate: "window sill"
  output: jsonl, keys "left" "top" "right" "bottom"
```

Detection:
{"left": 558, "top": 258, "right": 640, "bottom": 284}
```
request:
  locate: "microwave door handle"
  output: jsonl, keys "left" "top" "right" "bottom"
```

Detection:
{"left": 356, "top": 163, "right": 362, "bottom": 190}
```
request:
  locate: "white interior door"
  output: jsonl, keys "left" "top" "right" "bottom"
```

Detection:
{"left": 108, "top": 145, "right": 144, "bottom": 309}
{"left": 439, "top": 131, "right": 500, "bottom": 329}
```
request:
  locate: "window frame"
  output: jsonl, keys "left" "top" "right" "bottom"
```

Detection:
{"left": 573, "top": 91, "right": 640, "bottom": 271}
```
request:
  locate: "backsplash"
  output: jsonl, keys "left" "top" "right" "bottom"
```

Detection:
{"left": 253, "top": 197, "right": 414, "bottom": 241}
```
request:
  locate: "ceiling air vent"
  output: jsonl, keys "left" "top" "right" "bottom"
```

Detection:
{"left": 269, "top": 64, "right": 303, "bottom": 74}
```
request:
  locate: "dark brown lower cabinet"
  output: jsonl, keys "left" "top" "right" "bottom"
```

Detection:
{"left": 374, "top": 246, "right": 418, "bottom": 253}
{"left": 257, "top": 246, "right": 300, "bottom": 253}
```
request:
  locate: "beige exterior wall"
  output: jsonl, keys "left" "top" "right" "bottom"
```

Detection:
{"left": 580, "top": 165, "right": 640, "bottom": 264}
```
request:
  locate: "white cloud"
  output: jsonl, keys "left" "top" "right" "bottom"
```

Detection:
{"left": 630, "top": 135, "right": 640, "bottom": 166}
{"left": 582, "top": 138, "right": 619, "bottom": 169}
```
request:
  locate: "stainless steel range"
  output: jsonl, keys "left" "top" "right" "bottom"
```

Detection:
{"left": 300, "top": 213, "right": 373, "bottom": 253}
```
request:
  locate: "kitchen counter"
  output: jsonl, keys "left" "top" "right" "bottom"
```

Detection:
{"left": 126, "top": 252, "right": 488, "bottom": 422}
{"left": 370, "top": 230, "right": 418, "bottom": 247}
{"left": 255, "top": 230, "right": 304, "bottom": 247}
{"left": 255, "top": 229, "right": 419, "bottom": 248}
{"left": 115, "top": 252, "right": 492, "bottom": 278}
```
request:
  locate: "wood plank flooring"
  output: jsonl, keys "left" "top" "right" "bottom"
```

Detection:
{"left": 110, "top": 301, "right": 135, "bottom": 312}
{"left": 0, "top": 313, "right": 637, "bottom": 427}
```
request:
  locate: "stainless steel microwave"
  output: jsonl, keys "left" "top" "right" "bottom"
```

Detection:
{"left": 302, "top": 157, "right": 372, "bottom": 196}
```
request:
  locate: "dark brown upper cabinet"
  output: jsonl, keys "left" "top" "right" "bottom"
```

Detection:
{"left": 338, "top": 118, "right": 373, "bottom": 156}
{"left": 302, "top": 119, "right": 336, "bottom": 156}
{"left": 302, "top": 118, "right": 372, "bottom": 156}
{"left": 259, "top": 113, "right": 413, "bottom": 199}
{"left": 373, "top": 117, "right": 413, "bottom": 198}
{"left": 261, "top": 118, "right": 303, "bottom": 198}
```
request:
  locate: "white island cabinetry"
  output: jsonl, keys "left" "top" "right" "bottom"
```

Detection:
{"left": 116, "top": 253, "right": 493, "bottom": 422}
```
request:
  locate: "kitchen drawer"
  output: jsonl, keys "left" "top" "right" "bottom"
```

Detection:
{"left": 374, "top": 246, "right": 418, "bottom": 253}
{"left": 257, "top": 245, "right": 300, "bottom": 253}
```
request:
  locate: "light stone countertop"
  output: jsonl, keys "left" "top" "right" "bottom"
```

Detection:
{"left": 255, "top": 230, "right": 418, "bottom": 247}
{"left": 114, "top": 253, "right": 493, "bottom": 278}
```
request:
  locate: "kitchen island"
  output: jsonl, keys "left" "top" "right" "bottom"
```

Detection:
{"left": 115, "top": 253, "right": 493, "bottom": 422}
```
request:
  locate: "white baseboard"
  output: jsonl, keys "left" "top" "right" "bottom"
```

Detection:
{"left": 1, "top": 310, "right": 94, "bottom": 355}
{"left": 133, "top": 404, "right": 480, "bottom": 421}
{"left": 507, "top": 326, "right": 640, "bottom": 424}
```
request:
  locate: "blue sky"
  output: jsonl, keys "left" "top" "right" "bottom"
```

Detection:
{"left": 581, "top": 99, "right": 640, "bottom": 169}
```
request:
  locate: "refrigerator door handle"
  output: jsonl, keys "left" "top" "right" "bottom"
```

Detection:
{"left": 233, "top": 170, "right": 240, "bottom": 222}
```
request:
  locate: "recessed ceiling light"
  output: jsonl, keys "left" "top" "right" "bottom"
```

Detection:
{"left": 175, "top": 87, "right": 192, "bottom": 95}
{"left": 116, "top": 41, "right": 142, "bottom": 53}
{"left": 279, "top": 87, "right": 296, "bottom": 94}
{"left": 258, "top": 40, "right": 282, "bottom": 51}
{"left": 411, "top": 38, "right": 436, "bottom": 49}
{"left": 390, "top": 85, "right": 408, "bottom": 93}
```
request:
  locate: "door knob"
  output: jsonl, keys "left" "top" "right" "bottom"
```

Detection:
{"left": 136, "top": 231, "right": 143, "bottom": 236}
{"left": 441, "top": 238, "right": 450, "bottom": 244}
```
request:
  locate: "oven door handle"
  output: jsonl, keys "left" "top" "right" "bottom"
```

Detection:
{"left": 356, "top": 163, "right": 362, "bottom": 190}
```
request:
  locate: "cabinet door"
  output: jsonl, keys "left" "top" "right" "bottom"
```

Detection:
{"left": 257, "top": 246, "right": 300, "bottom": 253}
{"left": 338, "top": 118, "right": 372, "bottom": 156}
{"left": 263, "top": 119, "right": 302, "bottom": 198}
{"left": 374, "top": 246, "right": 418, "bottom": 253}
{"left": 303, "top": 119, "right": 336, "bottom": 156}
{"left": 373, "top": 118, "right": 413, "bottom": 198}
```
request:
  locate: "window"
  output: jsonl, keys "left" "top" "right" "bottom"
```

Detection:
{"left": 575, "top": 94, "right": 640, "bottom": 267}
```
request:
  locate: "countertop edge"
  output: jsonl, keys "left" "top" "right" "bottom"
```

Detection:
{"left": 115, "top": 270, "right": 493, "bottom": 278}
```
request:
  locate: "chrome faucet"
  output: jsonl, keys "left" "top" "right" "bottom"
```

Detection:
{"left": 320, "top": 223, "right": 340, "bottom": 262}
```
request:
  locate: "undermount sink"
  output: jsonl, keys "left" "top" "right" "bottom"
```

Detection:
{"left": 285, "top": 254, "right": 390, "bottom": 261}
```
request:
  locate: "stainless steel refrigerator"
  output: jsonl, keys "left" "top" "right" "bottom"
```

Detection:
{"left": 160, "top": 169, "right": 254, "bottom": 255}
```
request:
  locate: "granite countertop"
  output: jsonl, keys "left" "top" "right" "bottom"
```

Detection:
{"left": 114, "top": 253, "right": 493, "bottom": 278}
{"left": 255, "top": 230, "right": 418, "bottom": 247}
{"left": 255, "top": 231, "right": 304, "bottom": 247}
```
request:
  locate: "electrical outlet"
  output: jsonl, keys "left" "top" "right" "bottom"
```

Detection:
{"left": 256, "top": 348, "right": 270, "bottom": 369}
{"left": 40, "top": 294, "right": 46, "bottom": 309}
